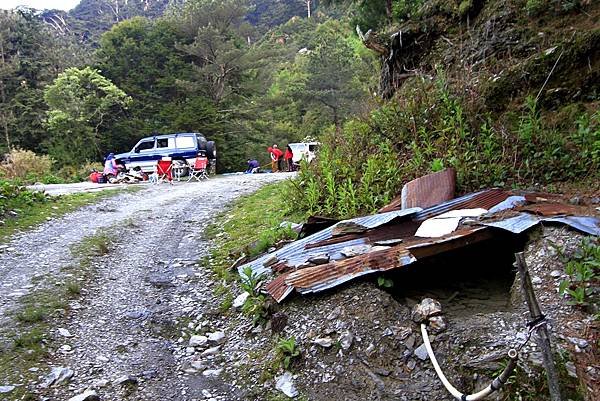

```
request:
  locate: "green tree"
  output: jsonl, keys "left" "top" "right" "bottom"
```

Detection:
{"left": 44, "top": 66, "right": 131, "bottom": 164}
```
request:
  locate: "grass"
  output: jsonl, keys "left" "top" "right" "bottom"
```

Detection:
{"left": 203, "top": 181, "right": 302, "bottom": 324}
{"left": 206, "top": 181, "right": 303, "bottom": 282}
{"left": 0, "top": 189, "right": 119, "bottom": 243}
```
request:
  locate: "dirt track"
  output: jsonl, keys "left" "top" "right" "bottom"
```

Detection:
{"left": 0, "top": 173, "right": 291, "bottom": 400}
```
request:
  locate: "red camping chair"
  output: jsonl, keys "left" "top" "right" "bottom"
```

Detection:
{"left": 187, "top": 156, "right": 209, "bottom": 181}
{"left": 156, "top": 158, "right": 173, "bottom": 184}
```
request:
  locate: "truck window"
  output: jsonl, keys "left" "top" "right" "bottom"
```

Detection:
{"left": 136, "top": 139, "right": 155, "bottom": 152}
{"left": 176, "top": 136, "right": 195, "bottom": 148}
{"left": 157, "top": 138, "right": 175, "bottom": 148}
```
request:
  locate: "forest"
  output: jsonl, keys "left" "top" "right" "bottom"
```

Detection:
{"left": 0, "top": 0, "right": 599, "bottom": 217}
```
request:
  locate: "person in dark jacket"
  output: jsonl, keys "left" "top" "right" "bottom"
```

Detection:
{"left": 284, "top": 145, "right": 294, "bottom": 172}
{"left": 246, "top": 159, "right": 260, "bottom": 173}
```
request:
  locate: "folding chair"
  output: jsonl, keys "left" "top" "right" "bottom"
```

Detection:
{"left": 156, "top": 157, "right": 173, "bottom": 184}
{"left": 187, "top": 155, "right": 209, "bottom": 181}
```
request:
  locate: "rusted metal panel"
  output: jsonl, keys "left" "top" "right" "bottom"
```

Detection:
{"left": 516, "top": 203, "right": 589, "bottom": 216}
{"left": 266, "top": 227, "right": 494, "bottom": 302}
{"left": 267, "top": 247, "right": 417, "bottom": 302}
{"left": 481, "top": 213, "right": 600, "bottom": 236}
{"left": 238, "top": 208, "right": 421, "bottom": 279}
{"left": 400, "top": 168, "right": 456, "bottom": 210}
{"left": 414, "top": 189, "right": 510, "bottom": 221}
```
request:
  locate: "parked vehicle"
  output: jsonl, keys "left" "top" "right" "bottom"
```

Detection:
{"left": 288, "top": 142, "right": 319, "bottom": 163}
{"left": 114, "top": 133, "right": 216, "bottom": 173}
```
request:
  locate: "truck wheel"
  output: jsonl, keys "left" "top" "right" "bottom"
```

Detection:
{"left": 206, "top": 141, "right": 216, "bottom": 159}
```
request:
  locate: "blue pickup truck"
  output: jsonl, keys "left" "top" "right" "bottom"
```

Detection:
{"left": 115, "top": 133, "right": 216, "bottom": 173}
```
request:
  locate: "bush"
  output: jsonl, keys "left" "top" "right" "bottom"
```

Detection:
{"left": 0, "top": 149, "right": 53, "bottom": 181}
{"left": 289, "top": 73, "right": 598, "bottom": 219}
{"left": 0, "top": 179, "right": 48, "bottom": 218}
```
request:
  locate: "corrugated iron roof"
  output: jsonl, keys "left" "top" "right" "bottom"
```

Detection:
{"left": 265, "top": 227, "right": 493, "bottom": 302}
{"left": 413, "top": 189, "right": 510, "bottom": 221}
{"left": 237, "top": 208, "right": 422, "bottom": 279}
{"left": 481, "top": 213, "right": 600, "bottom": 236}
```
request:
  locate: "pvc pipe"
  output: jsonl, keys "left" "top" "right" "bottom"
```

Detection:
{"left": 420, "top": 323, "right": 518, "bottom": 401}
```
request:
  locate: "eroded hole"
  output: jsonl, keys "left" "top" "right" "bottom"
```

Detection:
{"left": 383, "top": 232, "right": 528, "bottom": 318}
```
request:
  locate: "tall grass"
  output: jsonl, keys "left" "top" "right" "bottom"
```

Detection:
{"left": 288, "top": 74, "right": 599, "bottom": 219}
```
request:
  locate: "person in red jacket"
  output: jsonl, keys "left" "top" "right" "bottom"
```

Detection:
{"left": 269, "top": 144, "right": 283, "bottom": 172}
{"left": 284, "top": 145, "right": 294, "bottom": 172}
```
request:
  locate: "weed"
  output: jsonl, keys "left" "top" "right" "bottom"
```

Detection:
{"left": 65, "top": 280, "right": 82, "bottom": 297}
{"left": 377, "top": 276, "right": 394, "bottom": 288}
{"left": 273, "top": 336, "right": 301, "bottom": 370}
{"left": 559, "top": 238, "right": 599, "bottom": 307}
{"left": 241, "top": 266, "right": 269, "bottom": 324}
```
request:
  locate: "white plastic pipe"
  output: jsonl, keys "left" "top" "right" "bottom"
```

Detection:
{"left": 420, "top": 323, "right": 517, "bottom": 401}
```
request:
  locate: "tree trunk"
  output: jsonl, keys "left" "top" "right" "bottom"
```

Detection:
{"left": 386, "top": 0, "right": 393, "bottom": 24}
{"left": 0, "top": 41, "right": 11, "bottom": 150}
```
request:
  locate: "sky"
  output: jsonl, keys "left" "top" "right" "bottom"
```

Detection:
{"left": 0, "top": 0, "right": 81, "bottom": 11}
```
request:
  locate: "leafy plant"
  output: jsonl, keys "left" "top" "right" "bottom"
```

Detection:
{"left": 274, "top": 336, "right": 301, "bottom": 370}
{"left": 377, "top": 276, "right": 394, "bottom": 288}
{"left": 241, "top": 266, "right": 269, "bottom": 324}
{"left": 559, "top": 238, "right": 600, "bottom": 307}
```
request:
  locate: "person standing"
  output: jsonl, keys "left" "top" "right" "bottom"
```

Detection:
{"left": 272, "top": 144, "right": 284, "bottom": 172}
{"left": 285, "top": 145, "right": 294, "bottom": 172}
{"left": 268, "top": 146, "right": 278, "bottom": 172}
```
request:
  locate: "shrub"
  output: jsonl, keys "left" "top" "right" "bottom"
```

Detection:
{"left": 0, "top": 149, "right": 53, "bottom": 181}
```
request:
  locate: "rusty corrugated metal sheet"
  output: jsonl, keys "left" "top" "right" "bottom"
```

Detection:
{"left": 516, "top": 203, "right": 589, "bottom": 216}
{"left": 414, "top": 189, "right": 510, "bottom": 221}
{"left": 400, "top": 168, "right": 456, "bottom": 210}
{"left": 267, "top": 247, "right": 417, "bottom": 302}
{"left": 266, "top": 227, "right": 493, "bottom": 302}
{"left": 237, "top": 208, "right": 422, "bottom": 279}
{"left": 482, "top": 213, "right": 600, "bottom": 236}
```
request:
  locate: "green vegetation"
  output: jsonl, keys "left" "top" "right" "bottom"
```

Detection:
{"left": 559, "top": 238, "right": 600, "bottom": 308}
{"left": 0, "top": 185, "right": 117, "bottom": 242}
{"left": 204, "top": 182, "right": 300, "bottom": 320}
{"left": 273, "top": 336, "right": 301, "bottom": 370}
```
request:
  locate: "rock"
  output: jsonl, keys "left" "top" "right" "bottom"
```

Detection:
{"left": 341, "top": 244, "right": 372, "bottom": 258}
{"left": 191, "top": 360, "right": 207, "bottom": 370}
{"left": 428, "top": 316, "right": 447, "bottom": 334}
{"left": 565, "top": 361, "right": 577, "bottom": 378}
{"left": 550, "top": 270, "right": 561, "bottom": 278}
{"left": 271, "top": 312, "right": 288, "bottom": 334}
{"left": 95, "top": 355, "right": 109, "bottom": 363}
{"left": 365, "top": 343, "right": 376, "bottom": 357}
{"left": 0, "top": 386, "right": 15, "bottom": 394}
{"left": 411, "top": 298, "right": 443, "bottom": 323}
{"left": 92, "top": 379, "right": 110, "bottom": 388}
{"left": 308, "top": 254, "right": 330, "bottom": 265}
{"left": 275, "top": 372, "right": 298, "bottom": 398}
{"left": 326, "top": 306, "right": 342, "bottom": 321}
{"left": 407, "top": 360, "right": 416, "bottom": 370}
{"left": 207, "top": 331, "right": 226, "bottom": 344}
{"left": 232, "top": 292, "right": 249, "bottom": 308}
{"left": 202, "top": 368, "right": 222, "bottom": 377}
{"left": 339, "top": 331, "right": 354, "bottom": 351}
{"left": 41, "top": 366, "right": 74, "bottom": 387}
{"left": 113, "top": 375, "right": 138, "bottom": 386}
{"left": 67, "top": 390, "right": 99, "bottom": 401}
{"left": 332, "top": 221, "right": 367, "bottom": 236}
{"left": 263, "top": 255, "right": 279, "bottom": 267}
{"left": 414, "top": 344, "right": 429, "bottom": 361}
{"left": 532, "top": 276, "right": 542, "bottom": 285}
{"left": 313, "top": 337, "right": 333, "bottom": 347}
{"left": 189, "top": 335, "right": 208, "bottom": 347}
{"left": 58, "top": 328, "right": 74, "bottom": 338}
{"left": 201, "top": 346, "right": 221, "bottom": 356}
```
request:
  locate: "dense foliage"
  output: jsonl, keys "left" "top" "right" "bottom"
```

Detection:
{"left": 0, "top": 0, "right": 598, "bottom": 217}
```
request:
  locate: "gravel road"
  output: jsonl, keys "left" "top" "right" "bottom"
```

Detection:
{"left": 0, "top": 173, "right": 291, "bottom": 401}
